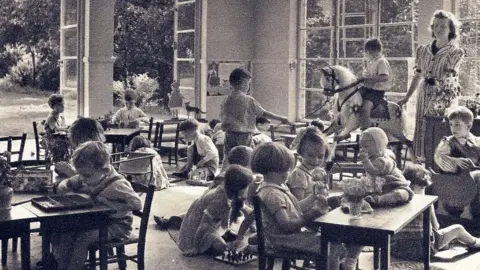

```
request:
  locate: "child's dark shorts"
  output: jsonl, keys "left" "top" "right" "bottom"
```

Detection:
{"left": 360, "top": 87, "right": 385, "bottom": 108}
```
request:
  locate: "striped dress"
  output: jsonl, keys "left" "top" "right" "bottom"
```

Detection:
{"left": 413, "top": 40, "right": 464, "bottom": 158}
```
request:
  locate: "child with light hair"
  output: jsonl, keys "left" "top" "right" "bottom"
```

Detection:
{"left": 53, "top": 141, "right": 142, "bottom": 270}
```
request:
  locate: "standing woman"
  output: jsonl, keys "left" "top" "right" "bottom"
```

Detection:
{"left": 397, "top": 10, "right": 464, "bottom": 160}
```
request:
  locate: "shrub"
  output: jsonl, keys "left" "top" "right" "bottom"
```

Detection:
{"left": 113, "top": 80, "right": 125, "bottom": 107}
{"left": 128, "top": 73, "right": 158, "bottom": 109}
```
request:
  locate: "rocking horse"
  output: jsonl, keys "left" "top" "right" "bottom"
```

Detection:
{"left": 318, "top": 65, "right": 417, "bottom": 164}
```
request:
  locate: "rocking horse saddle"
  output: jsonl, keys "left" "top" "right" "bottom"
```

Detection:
{"left": 370, "top": 99, "right": 390, "bottom": 120}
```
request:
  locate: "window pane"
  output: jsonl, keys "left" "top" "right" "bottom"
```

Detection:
{"left": 344, "top": 16, "right": 366, "bottom": 25}
{"left": 380, "top": 0, "right": 416, "bottom": 23}
{"left": 338, "top": 40, "right": 364, "bottom": 58}
{"left": 306, "top": 0, "right": 333, "bottom": 27}
{"left": 305, "top": 90, "right": 332, "bottom": 120}
{"left": 460, "top": 59, "right": 480, "bottom": 97}
{"left": 344, "top": 0, "right": 365, "bottom": 13}
{"left": 461, "top": 21, "right": 480, "bottom": 57}
{"left": 177, "top": 61, "right": 195, "bottom": 88}
{"left": 64, "top": 0, "right": 77, "bottom": 26}
{"left": 64, "top": 59, "right": 77, "bottom": 88}
{"left": 380, "top": 25, "right": 413, "bottom": 57}
{"left": 177, "top": 2, "right": 195, "bottom": 30}
{"left": 388, "top": 60, "right": 408, "bottom": 93}
{"left": 305, "top": 60, "right": 330, "bottom": 89}
{"left": 177, "top": 32, "right": 194, "bottom": 59}
{"left": 337, "top": 59, "right": 364, "bottom": 76}
{"left": 306, "top": 29, "right": 332, "bottom": 58}
{"left": 62, "top": 28, "right": 77, "bottom": 57}
{"left": 459, "top": 0, "right": 480, "bottom": 19}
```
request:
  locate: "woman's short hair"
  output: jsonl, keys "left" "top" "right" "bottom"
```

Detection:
{"left": 129, "top": 135, "right": 151, "bottom": 152}
{"left": 47, "top": 94, "right": 64, "bottom": 109}
{"left": 69, "top": 117, "right": 106, "bottom": 149}
{"left": 72, "top": 141, "right": 110, "bottom": 170}
{"left": 227, "top": 145, "right": 253, "bottom": 167}
{"left": 447, "top": 106, "right": 474, "bottom": 125}
{"left": 430, "top": 10, "right": 461, "bottom": 41}
{"left": 297, "top": 126, "right": 331, "bottom": 158}
{"left": 251, "top": 142, "right": 295, "bottom": 174}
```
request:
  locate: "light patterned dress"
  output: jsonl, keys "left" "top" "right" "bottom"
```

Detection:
{"left": 413, "top": 40, "right": 464, "bottom": 158}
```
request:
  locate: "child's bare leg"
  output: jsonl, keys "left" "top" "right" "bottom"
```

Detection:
{"left": 437, "top": 224, "right": 480, "bottom": 249}
{"left": 342, "top": 244, "right": 363, "bottom": 270}
{"left": 51, "top": 233, "right": 76, "bottom": 269}
{"left": 67, "top": 230, "right": 98, "bottom": 270}
{"left": 178, "top": 145, "right": 194, "bottom": 172}
{"left": 360, "top": 100, "right": 373, "bottom": 130}
{"left": 368, "top": 189, "right": 410, "bottom": 206}
{"left": 210, "top": 236, "right": 228, "bottom": 255}
{"left": 327, "top": 243, "right": 345, "bottom": 270}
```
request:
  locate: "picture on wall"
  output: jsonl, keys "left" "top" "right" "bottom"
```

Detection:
{"left": 207, "top": 60, "right": 251, "bottom": 96}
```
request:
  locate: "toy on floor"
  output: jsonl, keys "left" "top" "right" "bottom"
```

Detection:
{"left": 214, "top": 250, "right": 257, "bottom": 266}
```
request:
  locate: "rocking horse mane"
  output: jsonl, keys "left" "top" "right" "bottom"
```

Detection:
{"left": 329, "top": 65, "right": 357, "bottom": 86}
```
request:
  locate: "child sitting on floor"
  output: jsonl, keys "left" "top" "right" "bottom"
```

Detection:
{"left": 172, "top": 119, "right": 219, "bottom": 180}
{"left": 121, "top": 135, "right": 169, "bottom": 189}
{"left": 289, "top": 119, "right": 325, "bottom": 150}
{"left": 111, "top": 89, "right": 149, "bottom": 128}
{"left": 177, "top": 164, "right": 253, "bottom": 256}
{"left": 251, "top": 142, "right": 362, "bottom": 270}
{"left": 252, "top": 116, "right": 272, "bottom": 147}
{"left": 53, "top": 141, "right": 142, "bottom": 270}
{"left": 359, "top": 127, "right": 414, "bottom": 206}
{"left": 391, "top": 163, "right": 480, "bottom": 261}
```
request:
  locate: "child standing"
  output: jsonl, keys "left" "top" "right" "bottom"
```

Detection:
{"left": 172, "top": 119, "right": 219, "bottom": 180}
{"left": 177, "top": 164, "right": 253, "bottom": 256}
{"left": 122, "top": 135, "right": 170, "bottom": 189}
{"left": 44, "top": 93, "right": 67, "bottom": 136}
{"left": 220, "top": 68, "right": 292, "bottom": 169}
{"left": 286, "top": 126, "right": 330, "bottom": 200}
{"left": 357, "top": 38, "right": 393, "bottom": 130}
{"left": 53, "top": 141, "right": 142, "bottom": 270}
{"left": 359, "top": 127, "right": 414, "bottom": 206}
{"left": 251, "top": 142, "right": 362, "bottom": 270}
{"left": 168, "top": 80, "right": 184, "bottom": 119}
{"left": 111, "top": 89, "right": 149, "bottom": 128}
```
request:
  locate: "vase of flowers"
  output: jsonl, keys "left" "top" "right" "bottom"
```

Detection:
{"left": 340, "top": 177, "right": 368, "bottom": 220}
{"left": 0, "top": 153, "right": 13, "bottom": 210}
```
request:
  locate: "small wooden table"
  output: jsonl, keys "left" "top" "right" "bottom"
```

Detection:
{"left": 22, "top": 202, "right": 115, "bottom": 270}
{"left": 104, "top": 128, "right": 142, "bottom": 153}
{"left": 0, "top": 206, "right": 37, "bottom": 270}
{"left": 314, "top": 195, "right": 438, "bottom": 270}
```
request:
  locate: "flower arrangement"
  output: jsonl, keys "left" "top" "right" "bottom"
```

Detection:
{"left": 339, "top": 177, "right": 369, "bottom": 203}
{"left": 430, "top": 73, "right": 461, "bottom": 116}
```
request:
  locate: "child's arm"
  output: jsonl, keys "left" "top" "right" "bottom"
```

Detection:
{"left": 434, "top": 138, "right": 473, "bottom": 172}
{"left": 97, "top": 181, "right": 142, "bottom": 211}
{"left": 196, "top": 136, "right": 218, "bottom": 167}
{"left": 286, "top": 170, "right": 309, "bottom": 200}
{"left": 262, "top": 111, "right": 293, "bottom": 125}
{"left": 236, "top": 207, "right": 254, "bottom": 241}
{"left": 135, "top": 108, "right": 150, "bottom": 123}
{"left": 56, "top": 175, "right": 85, "bottom": 195}
{"left": 274, "top": 208, "right": 306, "bottom": 233}
{"left": 358, "top": 74, "right": 389, "bottom": 84}
{"left": 359, "top": 153, "right": 394, "bottom": 176}
{"left": 111, "top": 109, "right": 123, "bottom": 124}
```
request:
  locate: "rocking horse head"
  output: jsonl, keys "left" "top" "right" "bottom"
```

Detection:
{"left": 318, "top": 65, "right": 358, "bottom": 97}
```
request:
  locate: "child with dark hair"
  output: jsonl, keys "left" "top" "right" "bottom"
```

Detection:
{"left": 45, "top": 93, "right": 67, "bottom": 136}
{"left": 252, "top": 116, "right": 272, "bottom": 147}
{"left": 220, "top": 68, "right": 292, "bottom": 170}
{"left": 43, "top": 93, "right": 69, "bottom": 163}
{"left": 357, "top": 38, "right": 392, "bottom": 130}
{"left": 112, "top": 89, "right": 149, "bottom": 128}
{"left": 177, "top": 164, "right": 253, "bottom": 256}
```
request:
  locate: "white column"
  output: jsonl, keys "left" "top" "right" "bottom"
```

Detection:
{"left": 82, "top": 0, "right": 115, "bottom": 118}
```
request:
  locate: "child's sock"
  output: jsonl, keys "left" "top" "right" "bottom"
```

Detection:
{"left": 469, "top": 238, "right": 480, "bottom": 248}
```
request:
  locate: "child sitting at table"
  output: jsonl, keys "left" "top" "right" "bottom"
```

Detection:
{"left": 391, "top": 163, "right": 480, "bottom": 261}
{"left": 252, "top": 116, "right": 272, "bottom": 147}
{"left": 111, "top": 89, "right": 149, "bottom": 128}
{"left": 172, "top": 119, "right": 219, "bottom": 180}
{"left": 52, "top": 141, "right": 142, "bottom": 270}
{"left": 121, "top": 135, "right": 169, "bottom": 189}
{"left": 251, "top": 142, "right": 362, "bottom": 270}
{"left": 359, "top": 127, "right": 414, "bottom": 206}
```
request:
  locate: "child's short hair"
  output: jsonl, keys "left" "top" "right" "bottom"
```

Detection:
{"left": 129, "top": 135, "right": 151, "bottom": 152}
{"left": 228, "top": 146, "right": 253, "bottom": 167}
{"left": 256, "top": 116, "right": 271, "bottom": 126}
{"left": 69, "top": 117, "right": 106, "bottom": 149}
{"left": 124, "top": 89, "right": 138, "bottom": 102}
{"left": 403, "top": 163, "right": 432, "bottom": 188}
{"left": 72, "top": 141, "right": 110, "bottom": 170}
{"left": 48, "top": 94, "right": 64, "bottom": 109}
{"left": 251, "top": 142, "right": 295, "bottom": 175}
{"left": 178, "top": 119, "right": 199, "bottom": 132}
{"left": 209, "top": 119, "right": 221, "bottom": 130}
{"left": 447, "top": 106, "right": 474, "bottom": 125}
{"left": 310, "top": 120, "right": 325, "bottom": 132}
{"left": 364, "top": 38, "right": 383, "bottom": 53}
{"left": 224, "top": 164, "right": 253, "bottom": 194}
{"left": 297, "top": 126, "right": 331, "bottom": 158}
{"left": 229, "top": 68, "right": 252, "bottom": 87}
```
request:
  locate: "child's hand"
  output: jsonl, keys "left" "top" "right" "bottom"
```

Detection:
{"left": 227, "top": 238, "right": 248, "bottom": 252}
{"left": 358, "top": 151, "right": 369, "bottom": 161}
{"left": 197, "top": 160, "right": 206, "bottom": 167}
{"left": 56, "top": 180, "right": 69, "bottom": 195}
{"left": 171, "top": 80, "right": 180, "bottom": 91}
{"left": 458, "top": 158, "right": 476, "bottom": 170}
{"left": 364, "top": 195, "right": 377, "bottom": 206}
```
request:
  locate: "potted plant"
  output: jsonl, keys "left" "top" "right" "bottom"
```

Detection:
{"left": 0, "top": 152, "right": 13, "bottom": 210}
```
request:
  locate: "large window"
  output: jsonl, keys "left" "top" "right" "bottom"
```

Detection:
{"left": 174, "top": 0, "right": 196, "bottom": 103}
{"left": 299, "top": 0, "right": 419, "bottom": 119}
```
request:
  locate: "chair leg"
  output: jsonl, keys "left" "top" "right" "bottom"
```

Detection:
{"left": 266, "top": 257, "right": 275, "bottom": 270}
{"left": 116, "top": 245, "right": 127, "bottom": 270}
{"left": 2, "top": 239, "right": 7, "bottom": 266}
{"left": 12, "top": 237, "right": 18, "bottom": 253}
{"left": 168, "top": 151, "right": 172, "bottom": 165}
{"left": 88, "top": 248, "right": 96, "bottom": 270}
{"left": 281, "top": 259, "right": 291, "bottom": 270}
{"left": 108, "top": 247, "right": 115, "bottom": 256}
{"left": 138, "top": 241, "right": 146, "bottom": 270}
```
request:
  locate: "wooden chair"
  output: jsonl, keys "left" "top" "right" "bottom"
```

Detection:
{"left": 87, "top": 182, "right": 156, "bottom": 270}
{"left": 141, "top": 117, "right": 155, "bottom": 142}
{"left": 0, "top": 133, "right": 27, "bottom": 162}
{"left": 111, "top": 152, "right": 155, "bottom": 186}
{"left": 33, "top": 121, "right": 48, "bottom": 161}
{"left": 253, "top": 195, "right": 323, "bottom": 270}
{"left": 153, "top": 122, "right": 188, "bottom": 166}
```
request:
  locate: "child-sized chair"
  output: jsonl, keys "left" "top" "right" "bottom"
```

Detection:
{"left": 87, "top": 182, "right": 156, "bottom": 270}
{"left": 111, "top": 152, "right": 155, "bottom": 186}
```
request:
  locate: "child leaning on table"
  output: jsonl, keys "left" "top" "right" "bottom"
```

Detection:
{"left": 359, "top": 127, "right": 414, "bottom": 206}
{"left": 251, "top": 142, "right": 362, "bottom": 270}
{"left": 52, "top": 141, "right": 142, "bottom": 270}
{"left": 111, "top": 89, "right": 149, "bottom": 128}
{"left": 391, "top": 164, "right": 480, "bottom": 261}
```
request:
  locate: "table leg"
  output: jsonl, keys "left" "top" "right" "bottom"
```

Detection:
{"left": 423, "top": 207, "right": 431, "bottom": 270}
{"left": 320, "top": 234, "right": 329, "bottom": 270}
{"left": 20, "top": 225, "right": 30, "bottom": 270}
{"left": 380, "top": 235, "right": 390, "bottom": 270}
{"left": 99, "top": 225, "right": 108, "bottom": 270}
{"left": 40, "top": 224, "right": 50, "bottom": 266}
{"left": 374, "top": 246, "right": 380, "bottom": 270}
